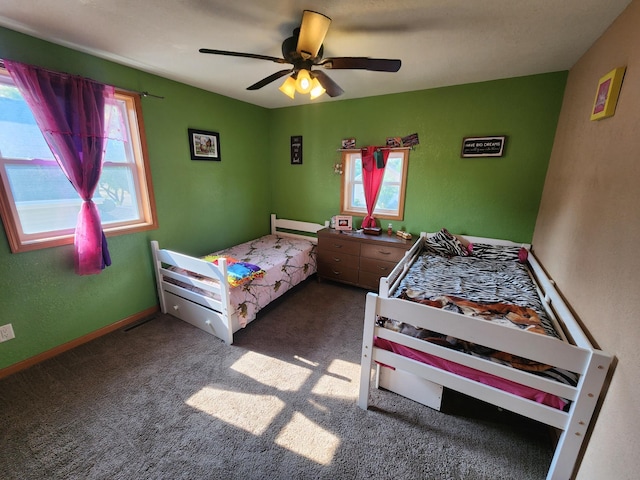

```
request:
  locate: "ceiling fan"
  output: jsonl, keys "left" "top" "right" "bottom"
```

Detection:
{"left": 199, "top": 10, "right": 401, "bottom": 99}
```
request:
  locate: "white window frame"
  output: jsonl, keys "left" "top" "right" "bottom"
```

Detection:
{"left": 340, "top": 149, "right": 409, "bottom": 221}
{"left": 0, "top": 68, "right": 157, "bottom": 253}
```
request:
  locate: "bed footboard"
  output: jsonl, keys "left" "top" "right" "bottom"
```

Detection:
{"left": 358, "top": 292, "right": 612, "bottom": 480}
{"left": 151, "top": 240, "right": 235, "bottom": 345}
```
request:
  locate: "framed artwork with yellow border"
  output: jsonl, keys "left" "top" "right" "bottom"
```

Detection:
{"left": 590, "top": 66, "right": 626, "bottom": 121}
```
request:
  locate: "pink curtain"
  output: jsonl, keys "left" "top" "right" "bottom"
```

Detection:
{"left": 5, "top": 60, "right": 115, "bottom": 275}
{"left": 360, "top": 146, "right": 390, "bottom": 229}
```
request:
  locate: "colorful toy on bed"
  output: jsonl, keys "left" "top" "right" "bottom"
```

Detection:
{"left": 202, "top": 255, "right": 266, "bottom": 287}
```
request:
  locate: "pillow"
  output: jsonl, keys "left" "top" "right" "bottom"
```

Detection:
{"left": 468, "top": 243, "right": 527, "bottom": 262}
{"left": 423, "top": 228, "right": 470, "bottom": 257}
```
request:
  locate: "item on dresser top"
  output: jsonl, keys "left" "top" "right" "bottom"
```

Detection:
{"left": 395, "top": 230, "right": 412, "bottom": 240}
{"left": 334, "top": 215, "right": 352, "bottom": 231}
{"left": 151, "top": 214, "right": 327, "bottom": 345}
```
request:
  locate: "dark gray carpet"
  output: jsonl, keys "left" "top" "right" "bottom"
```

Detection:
{"left": 0, "top": 278, "right": 554, "bottom": 479}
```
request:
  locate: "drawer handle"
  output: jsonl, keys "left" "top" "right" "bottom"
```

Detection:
{"left": 378, "top": 266, "right": 389, "bottom": 271}
{"left": 173, "top": 305, "right": 180, "bottom": 311}
{"left": 377, "top": 250, "right": 391, "bottom": 255}
{"left": 332, "top": 270, "right": 341, "bottom": 275}
{"left": 332, "top": 257, "right": 341, "bottom": 262}
{"left": 332, "top": 244, "right": 343, "bottom": 248}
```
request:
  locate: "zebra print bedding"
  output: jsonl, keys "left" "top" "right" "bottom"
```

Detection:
{"left": 395, "top": 249, "right": 557, "bottom": 336}
{"left": 382, "top": 239, "right": 579, "bottom": 391}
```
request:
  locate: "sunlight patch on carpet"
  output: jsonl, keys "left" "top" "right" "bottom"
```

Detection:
{"left": 230, "top": 351, "right": 311, "bottom": 391}
{"left": 311, "top": 359, "right": 359, "bottom": 400}
{"left": 275, "top": 412, "right": 340, "bottom": 465}
{"left": 186, "top": 387, "right": 284, "bottom": 435}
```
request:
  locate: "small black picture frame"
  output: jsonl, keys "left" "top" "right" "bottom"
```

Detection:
{"left": 188, "top": 128, "right": 221, "bottom": 161}
{"left": 291, "top": 135, "right": 302, "bottom": 164}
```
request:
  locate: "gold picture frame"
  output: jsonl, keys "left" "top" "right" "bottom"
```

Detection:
{"left": 590, "top": 67, "right": 626, "bottom": 121}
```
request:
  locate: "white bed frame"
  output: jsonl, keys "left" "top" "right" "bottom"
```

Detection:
{"left": 151, "top": 214, "right": 327, "bottom": 345}
{"left": 358, "top": 232, "right": 612, "bottom": 480}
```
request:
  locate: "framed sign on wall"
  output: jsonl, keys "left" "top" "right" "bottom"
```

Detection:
{"left": 461, "top": 136, "right": 506, "bottom": 158}
{"left": 291, "top": 135, "right": 303, "bottom": 164}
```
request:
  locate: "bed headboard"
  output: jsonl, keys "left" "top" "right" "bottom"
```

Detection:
{"left": 422, "top": 231, "right": 531, "bottom": 250}
{"left": 270, "top": 214, "right": 329, "bottom": 244}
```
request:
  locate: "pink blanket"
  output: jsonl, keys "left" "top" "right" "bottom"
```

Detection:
{"left": 375, "top": 337, "right": 568, "bottom": 410}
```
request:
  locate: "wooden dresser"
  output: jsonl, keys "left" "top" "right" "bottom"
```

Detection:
{"left": 317, "top": 228, "right": 417, "bottom": 290}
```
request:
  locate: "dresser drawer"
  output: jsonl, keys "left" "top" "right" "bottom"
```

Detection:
{"left": 317, "top": 263, "right": 359, "bottom": 284}
{"left": 358, "top": 271, "right": 384, "bottom": 291}
{"left": 359, "top": 256, "right": 397, "bottom": 276}
{"left": 317, "top": 250, "right": 360, "bottom": 269}
{"left": 361, "top": 243, "right": 407, "bottom": 263}
{"left": 318, "top": 236, "right": 361, "bottom": 256}
{"left": 316, "top": 228, "right": 415, "bottom": 289}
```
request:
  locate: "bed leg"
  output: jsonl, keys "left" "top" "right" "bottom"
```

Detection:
{"left": 546, "top": 350, "right": 612, "bottom": 480}
{"left": 358, "top": 293, "right": 379, "bottom": 410}
{"left": 150, "top": 241, "right": 168, "bottom": 314}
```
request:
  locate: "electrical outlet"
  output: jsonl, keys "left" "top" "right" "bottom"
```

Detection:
{"left": 0, "top": 324, "right": 15, "bottom": 342}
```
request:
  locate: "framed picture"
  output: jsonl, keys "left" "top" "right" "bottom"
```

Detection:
{"left": 461, "top": 136, "right": 506, "bottom": 158}
{"left": 334, "top": 215, "right": 352, "bottom": 231}
{"left": 590, "top": 66, "right": 626, "bottom": 121}
{"left": 291, "top": 135, "right": 302, "bottom": 164}
{"left": 386, "top": 137, "right": 402, "bottom": 148}
{"left": 188, "top": 128, "right": 221, "bottom": 161}
{"left": 341, "top": 138, "right": 356, "bottom": 149}
{"left": 401, "top": 132, "right": 420, "bottom": 147}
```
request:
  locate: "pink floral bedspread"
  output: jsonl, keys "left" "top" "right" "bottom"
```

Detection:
{"left": 206, "top": 234, "right": 317, "bottom": 326}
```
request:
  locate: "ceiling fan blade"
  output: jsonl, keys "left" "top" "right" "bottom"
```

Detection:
{"left": 320, "top": 57, "right": 401, "bottom": 72}
{"left": 312, "top": 71, "right": 344, "bottom": 98}
{"left": 296, "top": 10, "right": 331, "bottom": 59}
{"left": 199, "top": 48, "right": 287, "bottom": 64}
{"left": 246, "top": 69, "right": 293, "bottom": 90}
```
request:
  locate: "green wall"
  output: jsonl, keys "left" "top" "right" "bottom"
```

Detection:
{"left": 0, "top": 27, "right": 271, "bottom": 370}
{"left": 269, "top": 73, "right": 567, "bottom": 241}
{"left": 0, "top": 25, "right": 567, "bottom": 371}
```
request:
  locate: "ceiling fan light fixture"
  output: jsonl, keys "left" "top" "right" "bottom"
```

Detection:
{"left": 309, "top": 78, "right": 326, "bottom": 100}
{"left": 295, "top": 69, "right": 312, "bottom": 94}
{"left": 297, "top": 10, "right": 331, "bottom": 59}
{"left": 279, "top": 76, "right": 297, "bottom": 99}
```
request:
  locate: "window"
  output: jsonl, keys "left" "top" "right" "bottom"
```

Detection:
{"left": 0, "top": 68, "right": 157, "bottom": 253}
{"left": 340, "top": 149, "right": 409, "bottom": 221}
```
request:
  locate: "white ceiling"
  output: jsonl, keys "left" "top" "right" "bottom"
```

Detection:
{"left": 0, "top": 0, "right": 632, "bottom": 109}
